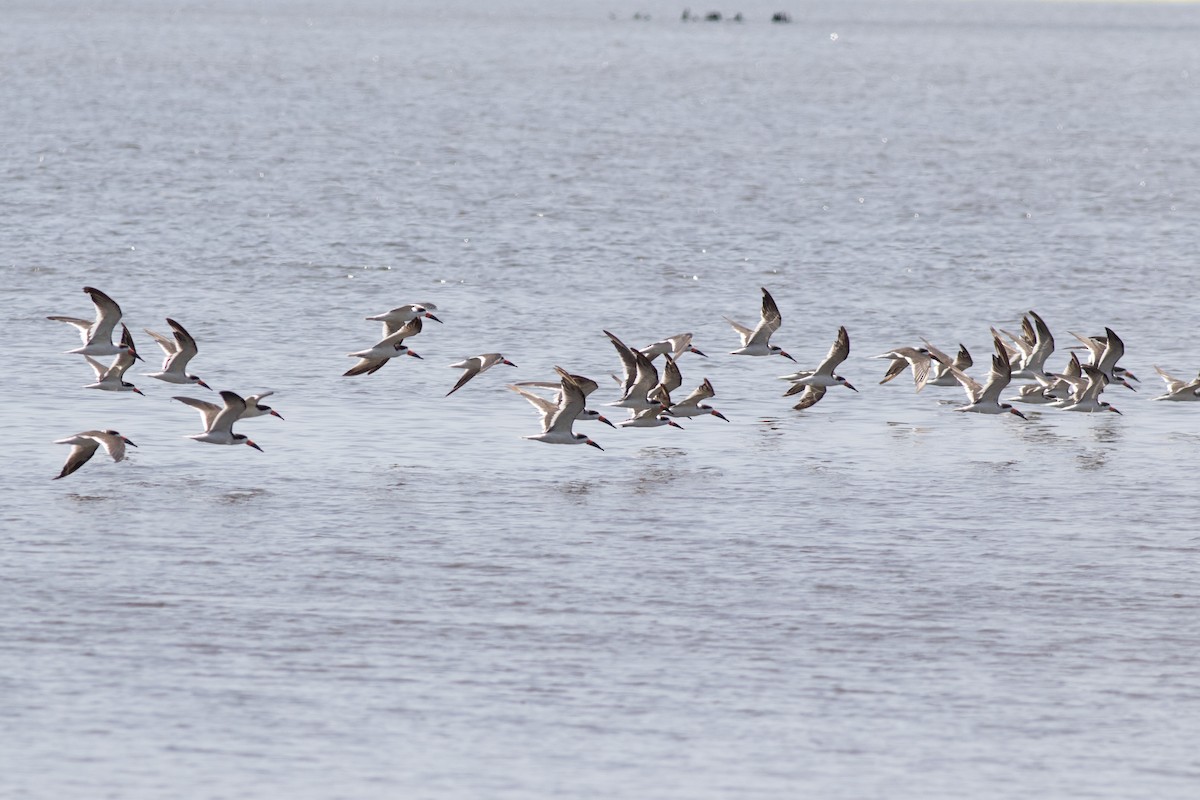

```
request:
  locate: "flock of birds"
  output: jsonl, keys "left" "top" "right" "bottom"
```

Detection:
{"left": 48, "top": 285, "right": 1200, "bottom": 479}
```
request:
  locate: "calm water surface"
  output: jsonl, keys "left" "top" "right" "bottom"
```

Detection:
{"left": 3, "top": 1, "right": 1200, "bottom": 797}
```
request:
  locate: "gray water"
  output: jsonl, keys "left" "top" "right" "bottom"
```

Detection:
{"left": 4, "top": 1, "right": 1200, "bottom": 797}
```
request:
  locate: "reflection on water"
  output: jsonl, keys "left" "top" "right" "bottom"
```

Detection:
{"left": 65, "top": 494, "right": 112, "bottom": 503}
{"left": 1075, "top": 448, "right": 1110, "bottom": 471}
{"left": 218, "top": 488, "right": 271, "bottom": 504}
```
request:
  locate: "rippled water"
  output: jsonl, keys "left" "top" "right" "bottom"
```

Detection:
{"left": 4, "top": 1, "right": 1200, "bottom": 797}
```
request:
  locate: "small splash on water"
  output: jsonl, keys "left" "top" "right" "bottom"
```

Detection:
{"left": 887, "top": 422, "right": 932, "bottom": 440}
{"left": 971, "top": 459, "right": 1019, "bottom": 474}
{"left": 556, "top": 480, "right": 591, "bottom": 504}
{"left": 632, "top": 467, "right": 686, "bottom": 495}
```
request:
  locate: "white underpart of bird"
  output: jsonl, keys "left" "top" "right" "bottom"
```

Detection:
{"left": 617, "top": 406, "right": 685, "bottom": 429}
{"left": 725, "top": 287, "right": 795, "bottom": 360}
{"left": 174, "top": 390, "right": 265, "bottom": 450}
{"left": 143, "top": 317, "right": 210, "bottom": 388}
{"left": 53, "top": 430, "right": 137, "bottom": 480}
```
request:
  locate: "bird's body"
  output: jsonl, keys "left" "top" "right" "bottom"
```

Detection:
{"left": 617, "top": 407, "right": 685, "bottom": 429}
{"left": 780, "top": 326, "right": 856, "bottom": 391}
{"left": 651, "top": 354, "right": 683, "bottom": 409}
{"left": 923, "top": 341, "right": 973, "bottom": 387}
{"left": 1059, "top": 366, "right": 1122, "bottom": 414}
{"left": 447, "top": 353, "right": 516, "bottom": 396}
{"left": 1010, "top": 352, "right": 1082, "bottom": 405}
{"left": 667, "top": 378, "right": 728, "bottom": 420}
{"left": 344, "top": 318, "right": 424, "bottom": 377}
{"left": 54, "top": 430, "right": 137, "bottom": 480}
{"left": 639, "top": 333, "right": 706, "bottom": 361}
{"left": 1003, "top": 310, "right": 1056, "bottom": 381}
{"left": 240, "top": 391, "right": 285, "bottom": 419}
{"left": 1008, "top": 379, "right": 1067, "bottom": 405}
{"left": 1069, "top": 328, "right": 1138, "bottom": 389}
{"left": 1151, "top": 366, "right": 1200, "bottom": 401}
{"left": 946, "top": 341, "right": 1027, "bottom": 418}
{"left": 874, "top": 346, "right": 936, "bottom": 392}
{"left": 605, "top": 330, "right": 666, "bottom": 411}
{"left": 49, "top": 287, "right": 141, "bottom": 359}
{"left": 175, "top": 391, "right": 265, "bottom": 450}
{"left": 725, "top": 287, "right": 794, "bottom": 360}
{"left": 365, "top": 303, "right": 441, "bottom": 333}
{"left": 520, "top": 368, "right": 604, "bottom": 449}
{"left": 82, "top": 330, "right": 144, "bottom": 395}
{"left": 143, "top": 318, "right": 210, "bottom": 388}
{"left": 509, "top": 374, "right": 614, "bottom": 428}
